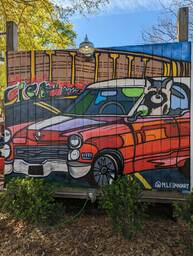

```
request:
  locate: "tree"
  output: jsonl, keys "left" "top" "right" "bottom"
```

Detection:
{"left": 0, "top": 0, "right": 109, "bottom": 50}
{"left": 0, "top": 0, "right": 109, "bottom": 88}
{"left": 142, "top": 0, "right": 193, "bottom": 43}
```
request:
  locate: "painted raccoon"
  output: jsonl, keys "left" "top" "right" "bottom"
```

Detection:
{"left": 143, "top": 77, "right": 173, "bottom": 116}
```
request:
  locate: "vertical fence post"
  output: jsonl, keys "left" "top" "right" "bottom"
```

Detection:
{"left": 177, "top": 7, "right": 189, "bottom": 41}
{"left": 6, "top": 21, "right": 18, "bottom": 51}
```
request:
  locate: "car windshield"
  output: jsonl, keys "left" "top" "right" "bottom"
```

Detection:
{"left": 67, "top": 87, "right": 144, "bottom": 116}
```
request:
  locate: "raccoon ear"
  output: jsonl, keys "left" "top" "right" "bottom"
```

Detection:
{"left": 163, "top": 77, "right": 173, "bottom": 89}
{"left": 145, "top": 77, "right": 153, "bottom": 88}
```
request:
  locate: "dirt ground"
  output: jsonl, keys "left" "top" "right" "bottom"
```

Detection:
{"left": 0, "top": 203, "right": 192, "bottom": 256}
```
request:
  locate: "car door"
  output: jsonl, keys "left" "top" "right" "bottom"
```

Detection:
{"left": 175, "top": 111, "right": 190, "bottom": 167}
{"left": 132, "top": 115, "right": 179, "bottom": 173}
{"left": 169, "top": 82, "right": 190, "bottom": 169}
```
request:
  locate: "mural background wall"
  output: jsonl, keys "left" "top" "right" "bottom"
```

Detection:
{"left": 4, "top": 42, "right": 191, "bottom": 192}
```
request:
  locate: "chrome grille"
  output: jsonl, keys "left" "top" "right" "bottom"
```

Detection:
{"left": 14, "top": 145, "right": 68, "bottom": 163}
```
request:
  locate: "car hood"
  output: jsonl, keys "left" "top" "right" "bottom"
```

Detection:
{"left": 27, "top": 115, "right": 123, "bottom": 134}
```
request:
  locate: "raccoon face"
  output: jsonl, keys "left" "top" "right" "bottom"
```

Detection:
{"left": 143, "top": 78, "right": 173, "bottom": 116}
{"left": 151, "top": 94, "right": 164, "bottom": 104}
{"left": 145, "top": 90, "right": 167, "bottom": 107}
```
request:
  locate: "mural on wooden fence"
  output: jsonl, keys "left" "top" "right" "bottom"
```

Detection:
{"left": 4, "top": 42, "right": 191, "bottom": 191}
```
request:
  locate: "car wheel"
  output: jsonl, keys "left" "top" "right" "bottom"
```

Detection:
{"left": 91, "top": 154, "right": 119, "bottom": 187}
{"left": 179, "top": 158, "right": 190, "bottom": 180}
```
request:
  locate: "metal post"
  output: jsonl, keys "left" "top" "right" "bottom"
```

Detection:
{"left": 6, "top": 21, "right": 18, "bottom": 51}
{"left": 191, "top": 42, "right": 193, "bottom": 192}
{"left": 177, "top": 7, "right": 189, "bottom": 42}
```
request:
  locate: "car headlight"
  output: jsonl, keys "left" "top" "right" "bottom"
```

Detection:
{"left": 4, "top": 144, "right": 11, "bottom": 158}
{"left": 5, "top": 129, "right": 11, "bottom": 143}
{"left": 68, "top": 150, "right": 80, "bottom": 161}
{"left": 69, "top": 134, "right": 82, "bottom": 148}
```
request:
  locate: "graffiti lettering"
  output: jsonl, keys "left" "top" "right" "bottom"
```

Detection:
{"left": 5, "top": 81, "right": 85, "bottom": 106}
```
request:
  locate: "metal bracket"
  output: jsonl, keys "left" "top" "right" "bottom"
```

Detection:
{"left": 87, "top": 188, "right": 97, "bottom": 203}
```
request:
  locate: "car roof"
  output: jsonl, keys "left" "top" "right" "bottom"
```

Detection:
{"left": 87, "top": 77, "right": 191, "bottom": 89}
{"left": 87, "top": 78, "right": 145, "bottom": 89}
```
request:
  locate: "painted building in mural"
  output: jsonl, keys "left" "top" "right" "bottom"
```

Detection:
{"left": 4, "top": 42, "right": 192, "bottom": 192}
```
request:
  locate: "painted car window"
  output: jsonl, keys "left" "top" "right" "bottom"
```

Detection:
{"left": 122, "top": 87, "right": 144, "bottom": 97}
{"left": 68, "top": 88, "right": 141, "bottom": 115}
{"left": 171, "top": 84, "right": 189, "bottom": 111}
{"left": 95, "top": 90, "right": 117, "bottom": 105}
{"left": 101, "top": 90, "right": 117, "bottom": 97}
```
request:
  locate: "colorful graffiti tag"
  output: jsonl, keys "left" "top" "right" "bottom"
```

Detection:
{"left": 4, "top": 81, "right": 84, "bottom": 106}
{"left": 4, "top": 42, "right": 191, "bottom": 191}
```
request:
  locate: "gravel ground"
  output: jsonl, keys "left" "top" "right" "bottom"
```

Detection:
{"left": 0, "top": 204, "right": 192, "bottom": 256}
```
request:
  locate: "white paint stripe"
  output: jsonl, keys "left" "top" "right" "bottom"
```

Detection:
{"left": 88, "top": 78, "right": 146, "bottom": 89}
{"left": 28, "top": 116, "right": 72, "bottom": 130}
{"left": 191, "top": 42, "right": 193, "bottom": 192}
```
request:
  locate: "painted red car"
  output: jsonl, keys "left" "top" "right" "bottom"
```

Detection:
{"left": 0, "top": 157, "right": 4, "bottom": 174}
{"left": 5, "top": 78, "right": 190, "bottom": 186}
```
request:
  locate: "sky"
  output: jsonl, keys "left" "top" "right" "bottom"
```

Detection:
{"left": 67, "top": 0, "right": 173, "bottom": 48}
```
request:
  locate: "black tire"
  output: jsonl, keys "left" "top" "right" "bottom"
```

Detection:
{"left": 90, "top": 153, "right": 121, "bottom": 187}
{"left": 179, "top": 159, "right": 190, "bottom": 180}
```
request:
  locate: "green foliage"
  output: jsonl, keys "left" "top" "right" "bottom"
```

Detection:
{"left": 174, "top": 190, "right": 193, "bottom": 252}
{"left": 100, "top": 175, "right": 146, "bottom": 240}
{"left": 0, "top": 178, "right": 64, "bottom": 225}
{"left": 174, "top": 190, "right": 193, "bottom": 232}
{"left": 0, "top": 0, "right": 109, "bottom": 52}
{"left": 0, "top": 0, "right": 109, "bottom": 90}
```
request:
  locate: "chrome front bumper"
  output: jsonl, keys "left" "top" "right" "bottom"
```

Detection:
{"left": 5, "top": 159, "right": 68, "bottom": 177}
{"left": 5, "top": 160, "right": 91, "bottom": 179}
{"left": 68, "top": 161, "right": 91, "bottom": 179}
